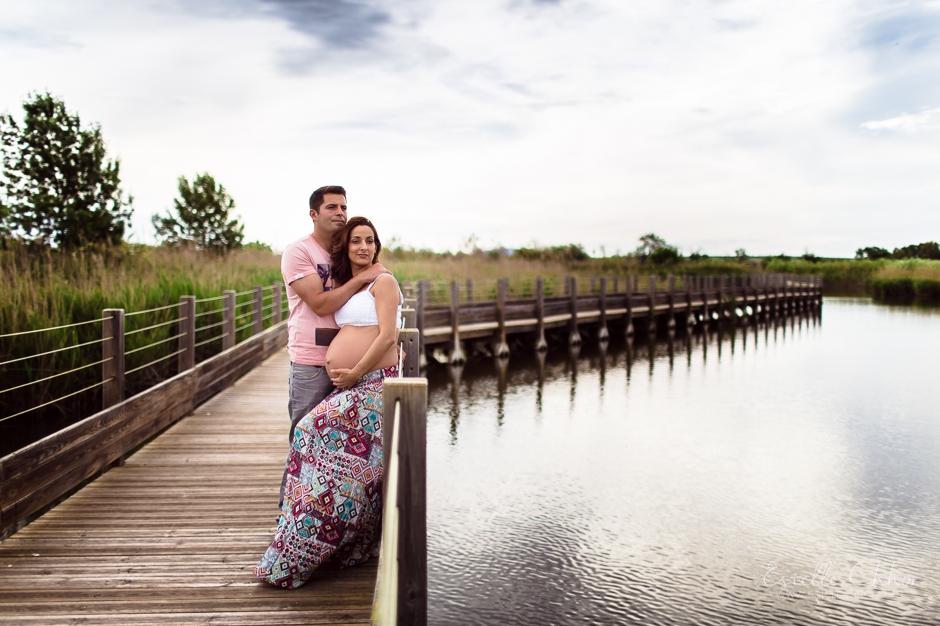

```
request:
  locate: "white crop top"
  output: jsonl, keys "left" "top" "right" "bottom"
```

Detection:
{"left": 334, "top": 277, "right": 403, "bottom": 328}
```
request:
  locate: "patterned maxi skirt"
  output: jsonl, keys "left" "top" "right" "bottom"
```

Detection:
{"left": 255, "top": 366, "right": 394, "bottom": 589}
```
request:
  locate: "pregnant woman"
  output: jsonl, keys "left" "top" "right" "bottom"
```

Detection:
{"left": 256, "top": 216, "right": 402, "bottom": 589}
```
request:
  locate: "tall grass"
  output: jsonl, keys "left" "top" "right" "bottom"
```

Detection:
{"left": 383, "top": 249, "right": 752, "bottom": 302}
{"left": 762, "top": 257, "right": 940, "bottom": 302}
{"left": 0, "top": 241, "right": 283, "bottom": 456}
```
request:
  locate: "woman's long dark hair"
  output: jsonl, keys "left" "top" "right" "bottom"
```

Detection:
{"left": 330, "top": 216, "right": 382, "bottom": 286}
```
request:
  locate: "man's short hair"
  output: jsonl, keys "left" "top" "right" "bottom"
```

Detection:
{"left": 309, "top": 186, "right": 347, "bottom": 213}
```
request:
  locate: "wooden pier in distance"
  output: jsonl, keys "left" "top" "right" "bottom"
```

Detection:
{"left": 413, "top": 273, "right": 822, "bottom": 362}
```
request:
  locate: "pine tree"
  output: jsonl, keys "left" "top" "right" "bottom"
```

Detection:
{"left": 0, "top": 93, "right": 133, "bottom": 247}
{"left": 152, "top": 173, "right": 244, "bottom": 253}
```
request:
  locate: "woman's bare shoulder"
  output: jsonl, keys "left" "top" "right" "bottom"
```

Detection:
{"left": 372, "top": 272, "right": 399, "bottom": 289}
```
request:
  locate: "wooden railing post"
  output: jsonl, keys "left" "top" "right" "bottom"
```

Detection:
{"left": 222, "top": 289, "right": 236, "bottom": 351}
{"left": 398, "top": 328, "right": 420, "bottom": 378}
{"left": 253, "top": 285, "right": 264, "bottom": 335}
{"left": 535, "top": 275, "right": 548, "bottom": 351}
{"left": 178, "top": 296, "right": 196, "bottom": 372}
{"left": 102, "top": 308, "right": 125, "bottom": 410}
{"left": 272, "top": 283, "right": 283, "bottom": 324}
{"left": 380, "top": 377, "right": 429, "bottom": 626}
{"left": 647, "top": 275, "right": 657, "bottom": 334}
{"left": 416, "top": 280, "right": 427, "bottom": 369}
{"left": 449, "top": 280, "right": 464, "bottom": 364}
{"left": 466, "top": 278, "right": 473, "bottom": 302}
{"left": 401, "top": 304, "right": 417, "bottom": 330}
{"left": 598, "top": 276, "right": 609, "bottom": 341}
{"left": 568, "top": 276, "right": 581, "bottom": 345}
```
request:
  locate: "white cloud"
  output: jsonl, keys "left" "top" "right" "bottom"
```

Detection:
{"left": 1, "top": 0, "right": 939, "bottom": 256}
{"left": 860, "top": 107, "right": 940, "bottom": 131}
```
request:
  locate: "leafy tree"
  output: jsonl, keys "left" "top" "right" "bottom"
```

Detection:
{"left": 635, "top": 233, "right": 679, "bottom": 264}
{"left": 856, "top": 246, "right": 891, "bottom": 260}
{"left": 635, "top": 233, "right": 669, "bottom": 257}
{"left": 515, "top": 244, "right": 589, "bottom": 262}
{"left": 152, "top": 173, "right": 244, "bottom": 252}
{"left": 735, "top": 248, "right": 748, "bottom": 262}
{"left": 243, "top": 240, "right": 274, "bottom": 253}
{"left": 649, "top": 246, "right": 679, "bottom": 264}
{"left": 0, "top": 93, "right": 133, "bottom": 247}
{"left": 891, "top": 241, "right": 940, "bottom": 260}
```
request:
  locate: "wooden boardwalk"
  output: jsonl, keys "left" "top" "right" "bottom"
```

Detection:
{"left": 0, "top": 348, "right": 377, "bottom": 625}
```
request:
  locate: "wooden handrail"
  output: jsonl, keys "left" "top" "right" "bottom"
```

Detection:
{"left": 373, "top": 377, "right": 428, "bottom": 626}
{"left": 373, "top": 307, "right": 428, "bottom": 626}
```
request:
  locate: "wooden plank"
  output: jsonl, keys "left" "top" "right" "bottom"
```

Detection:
{"left": 2, "top": 388, "right": 196, "bottom": 528}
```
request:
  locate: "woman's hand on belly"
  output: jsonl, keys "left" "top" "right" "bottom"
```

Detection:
{"left": 329, "top": 368, "right": 360, "bottom": 389}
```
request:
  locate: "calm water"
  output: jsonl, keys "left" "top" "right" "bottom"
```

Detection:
{"left": 425, "top": 299, "right": 940, "bottom": 625}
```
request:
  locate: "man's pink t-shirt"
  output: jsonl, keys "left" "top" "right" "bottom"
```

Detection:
{"left": 281, "top": 235, "right": 338, "bottom": 366}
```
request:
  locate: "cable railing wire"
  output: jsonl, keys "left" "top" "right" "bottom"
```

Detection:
{"left": 195, "top": 319, "right": 226, "bottom": 333}
{"left": 0, "top": 336, "right": 112, "bottom": 369}
{"left": 125, "top": 348, "right": 187, "bottom": 376}
{"left": 234, "top": 322, "right": 253, "bottom": 335}
{"left": 124, "top": 302, "right": 184, "bottom": 318}
{"left": 124, "top": 316, "right": 187, "bottom": 337}
{"left": 124, "top": 332, "right": 186, "bottom": 356}
{"left": 193, "top": 308, "right": 223, "bottom": 319}
{"left": 0, "top": 316, "right": 109, "bottom": 340}
{"left": 0, "top": 357, "right": 112, "bottom": 397}
{"left": 0, "top": 378, "right": 112, "bottom": 424}
{"left": 194, "top": 332, "right": 227, "bottom": 348}
{"left": 195, "top": 294, "right": 226, "bottom": 303}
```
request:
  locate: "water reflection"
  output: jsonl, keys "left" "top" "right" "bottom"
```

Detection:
{"left": 426, "top": 301, "right": 940, "bottom": 625}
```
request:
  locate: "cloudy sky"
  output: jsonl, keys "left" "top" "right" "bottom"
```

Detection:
{"left": 1, "top": 0, "right": 938, "bottom": 256}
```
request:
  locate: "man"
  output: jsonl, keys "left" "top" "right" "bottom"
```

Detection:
{"left": 278, "top": 185, "right": 386, "bottom": 505}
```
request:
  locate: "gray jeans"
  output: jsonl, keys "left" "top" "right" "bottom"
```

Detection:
{"left": 279, "top": 362, "right": 335, "bottom": 508}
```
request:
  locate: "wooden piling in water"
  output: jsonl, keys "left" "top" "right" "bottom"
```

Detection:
{"left": 598, "top": 277, "right": 609, "bottom": 341}
{"left": 535, "top": 275, "right": 548, "bottom": 351}
{"left": 449, "top": 279, "right": 464, "bottom": 364}
{"left": 647, "top": 275, "right": 657, "bottom": 334}
{"left": 494, "top": 277, "right": 510, "bottom": 357}
{"left": 625, "top": 275, "right": 635, "bottom": 336}
{"left": 667, "top": 274, "right": 676, "bottom": 330}
{"left": 569, "top": 276, "right": 581, "bottom": 346}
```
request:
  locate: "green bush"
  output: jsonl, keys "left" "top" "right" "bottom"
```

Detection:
{"left": 914, "top": 279, "right": 940, "bottom": 303}
{"left": 871, "top": 277, "right": 915, "bottom": 303}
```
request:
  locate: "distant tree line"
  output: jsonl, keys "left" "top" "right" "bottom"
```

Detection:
{"left": 1, "top": 93, "right": 248, "bottom": 253}
{"left": 856, "top": 242, "right": 940, "bottom": 261}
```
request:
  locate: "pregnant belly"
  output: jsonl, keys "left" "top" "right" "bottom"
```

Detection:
{"left": 325, "top": 326, "right": 398, "bottom": 378}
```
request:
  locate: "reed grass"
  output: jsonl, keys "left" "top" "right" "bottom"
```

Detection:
{"left": 761, "top": 257, "right": 940, "bottom": 302}
{"left": 0, "top": 241, "right": 283, "bottom": 456}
